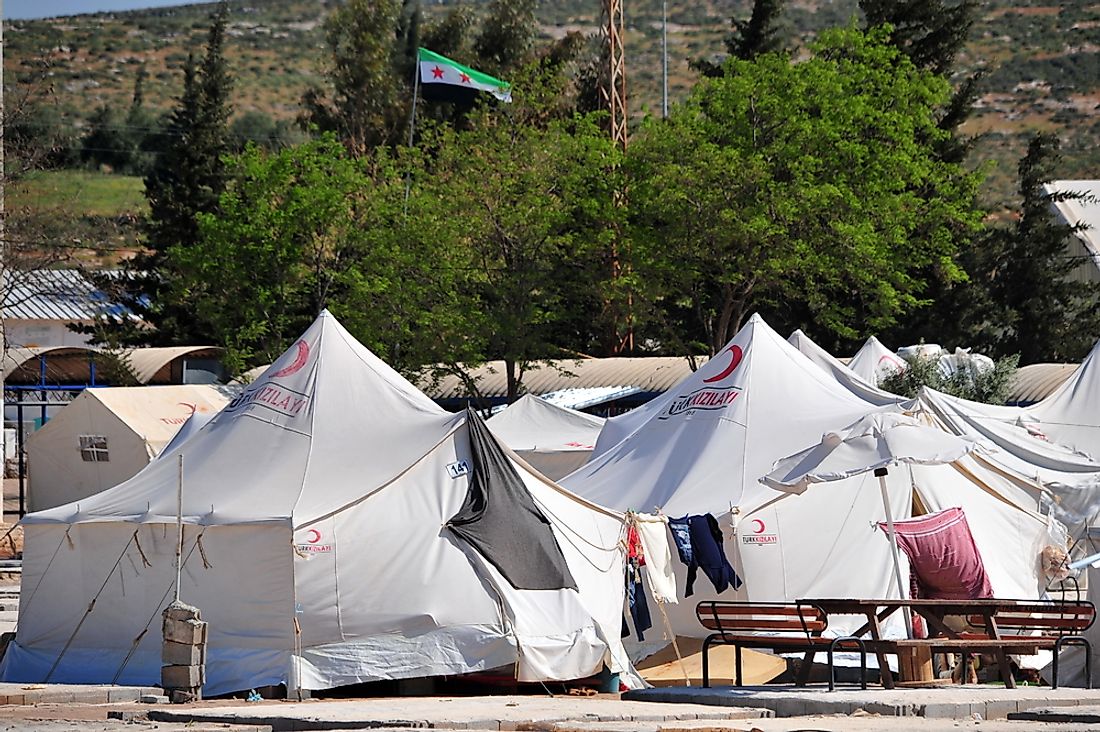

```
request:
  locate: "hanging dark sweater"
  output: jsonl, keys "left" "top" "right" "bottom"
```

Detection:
{"left": 447, "top": 408, "right": 577, "bottom": 591}
{"left": 669, "top": 514, "right": 742, "bottom": 596}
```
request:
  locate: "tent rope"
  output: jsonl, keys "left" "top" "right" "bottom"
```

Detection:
{"left": 196, "top": 534, "right": 212, "bottom": 569}
{"left": 111, "top": 528, "right": 208, "bottom": 685}
{"left": 46, "top": 530, "right": 139, "bottom": 682}
{"left": 22, "top": 526, "right": 74, "bottom": 614}
{"left": 655, "top": 600, "right": 690, "bottom": 687}
{"left": 132, "top": 533, "right": 152, "bottom": 569}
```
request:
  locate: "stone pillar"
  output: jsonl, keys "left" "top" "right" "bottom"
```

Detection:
{"left": 161, "top": 600, "right": 207, "bottom": 703}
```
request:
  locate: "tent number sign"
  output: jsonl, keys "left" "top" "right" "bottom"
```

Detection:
{"left": 447, "top": 460, "right": 471, "bottom": 479}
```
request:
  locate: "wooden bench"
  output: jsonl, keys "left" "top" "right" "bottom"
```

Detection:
{"left": 962, "top": 600, "right": 1096, "bottom": 688}
{"left": 696, "top": 601, "right": 867, "bottom": 689}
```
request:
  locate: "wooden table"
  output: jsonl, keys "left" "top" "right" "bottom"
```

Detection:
{"left": 799, "top": 598, "right": 1031, "bottom": 689}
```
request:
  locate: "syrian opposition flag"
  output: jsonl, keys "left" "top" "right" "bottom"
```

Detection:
{"left": 418, "top": 48, "right": 512, "bottom": 104}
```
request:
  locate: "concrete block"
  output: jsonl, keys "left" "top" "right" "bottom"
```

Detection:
{"left": 0, "top": 694, "right": 24, "bottom": 705}
{"left": 984, "top": 700, "right": 1018, "bottom": 719}
{"left": 163, "top": 617, "right": 208, "bottom": 645}
{"left": 140, "top": 694, "right": 170, "bottom": 704}
{"left": 772, "top": 699, "right": 807, "bottom": 717}
{"left": 161, "top": 663, "right": 205, "bottom": 688}
{"left": 163, "top": 600, "right": 202, "bottom": 622}
{"left": 923, "top": 703, "right": 967, "bottom": 719}
{"left": 162, "top": 640, "right": 206, "bottom": 666}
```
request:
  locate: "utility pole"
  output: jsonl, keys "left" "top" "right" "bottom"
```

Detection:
{"left": 1, "top": 0, "right": 7, "bottom": 523}
{"left": 662, "top": 0, "right": 668, "bottom": 118}
{"left": 600, "top": 0, "right": 627, "bottom": 148}
{"left": 599, "top": 0, "right": 632, "bottom": 354}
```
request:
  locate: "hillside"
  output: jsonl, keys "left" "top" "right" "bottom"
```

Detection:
{"left": 4, "top": 0, "right": 1099, "bottom": 211}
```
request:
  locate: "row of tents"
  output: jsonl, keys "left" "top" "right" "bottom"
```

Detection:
{"left": 3, "top": 309, "right": 1100, "bottom": 694}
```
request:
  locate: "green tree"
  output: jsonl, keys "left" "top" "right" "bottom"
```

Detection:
{"left": 300, "top": 0, "right": 407, "bottom": 155}
{"left": 860, "top": 0, "right": 976, "bottom": 76}
{"left": 694, "top": 0, "right": 788, "bottom": 77}
{"left": 967, "top": 134, "right": 1100, "bottom": 364}
{"left": 420, "top": 111, "right": 622, "bottom": 399}
{"left": 627, "top": 27, "right": 983, "bottom": 355}
{"left": 84, "top": 1, "right": 233, "bottom": 346}
{"left": 474, "top": 0, "right": 536, "bottom": 77}
{"left": 879, "top": 352, "right": 1019, "bottom": 403}
{"left": 169, "top": 136, "right": 480, "bottom": 376}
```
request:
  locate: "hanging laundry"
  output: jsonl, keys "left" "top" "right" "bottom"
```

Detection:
{"left": 670, "top": 513, "right": 742, "bottom": 596}
{"left": 625, "top": 561, "right": 652, "bottom": 641}
{"left": 632, "top": 513, "right": 678, "bottom": 604}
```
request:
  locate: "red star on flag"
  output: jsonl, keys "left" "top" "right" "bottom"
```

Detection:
{"left": 459, "top": 72, "right": 471, "bottom": 84}
{"left": 431, "top": 66, "right": 445, "bottom": 79}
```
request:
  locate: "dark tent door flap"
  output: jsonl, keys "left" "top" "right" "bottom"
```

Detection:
{"left": 447, "top": 409, "right": 578, "bottom": 591}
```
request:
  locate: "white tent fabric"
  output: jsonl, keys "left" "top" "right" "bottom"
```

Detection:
{"left": 488, "top": 394, "right": 605, "bottom": 479}
{"left": 564, "top": 315, "right": 1055, "bottom": 643}
{"left": 762, "top": 412, "right": 980, "bottom": 493}
{"left": 157, "top": 409, "right": 218, "bottom": 461}
{"left": 1044, "top": 180, "right": 1100, "bottom": 281}
{"left": 1024, "top": 338, "right": 1100, "bottom": 461}
{"left": 787, "top": 330, "right": 907, "bottom": 407}
{"left": 918, "top": 386, "right": 1100, "bottom": 538}
{"left": 848, "top": 336, "right": 907, "bottom": 387}
{"left": 25, "top": 385, "right": 231, "bottom": 513}
{"left": 2, "top": 312, "right": 635, "bottom": 695}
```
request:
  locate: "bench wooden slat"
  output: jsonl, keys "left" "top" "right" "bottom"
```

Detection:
{"left": 699, "top": 618, "right": 824, "bottom": 631}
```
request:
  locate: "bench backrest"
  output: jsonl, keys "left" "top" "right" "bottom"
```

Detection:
{"left": 695, "top": 601, "right": 827, "bottom": 639}
{"left": 967, "top": 601, "right": 1096, "bottom": 635}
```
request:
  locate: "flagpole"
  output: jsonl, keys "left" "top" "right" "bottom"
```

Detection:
{"left": 404, "top": 52, "right": 421, "bottom": 215}
{"left": 407, "top": 53, "right": 421, "bottom": 149}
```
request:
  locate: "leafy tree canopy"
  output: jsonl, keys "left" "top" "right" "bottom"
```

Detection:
{"left": 627, "top": 26, "right": 984, "bottom": 356}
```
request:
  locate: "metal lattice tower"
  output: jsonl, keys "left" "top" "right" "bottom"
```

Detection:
{"left": 600, "top": 0, "right": 627, "bottom": 148}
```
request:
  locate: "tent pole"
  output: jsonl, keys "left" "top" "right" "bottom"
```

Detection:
{"left": 175, "top": 454, "right": 184, "bottom": 604}
{"left": 876, "top": 468, "right": 913, "bottom": 638}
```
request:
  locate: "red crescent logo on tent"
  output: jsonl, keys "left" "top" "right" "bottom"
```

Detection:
{"left": 178, "top": 402, "right": 197, "bottom": 415}
{"left": 272, "top": 340, "right": 310, "bottom": 378}
{"left": 878, "top": 354, "right": 903, "bottom": 369}
{"left": 703, "top": 345, "right": 744, "bottom": 383}
{"left": 306, "top": 529, "right": 321, "bottom": 544}
{"left": 751, "top": 519, "right": 766, "bottom": 534}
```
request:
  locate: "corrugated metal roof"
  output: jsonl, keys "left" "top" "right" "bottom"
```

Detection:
{"left": 420, "top": 356, "right": 708, "bottom": 400}
{"left": 1006, "top": 362, "right": 1077, "bottom": 405}
{"left": 2, "top": 345, "right": 225, "bottom": 386}
{"left": 123, "top": 346, "right": 224, "bottom": 384}
{"left": 2, "top": 269, "right": 132, "bottom": 322}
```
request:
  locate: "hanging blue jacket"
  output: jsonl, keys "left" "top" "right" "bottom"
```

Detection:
{"left": 669, "top": 514, "right": 742, "bottom": 596}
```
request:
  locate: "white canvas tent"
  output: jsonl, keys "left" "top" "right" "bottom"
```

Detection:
{"left": 488, "top": 394, "right": 605, "bottom": 480}
{"left": 565, "top": 315, "right": 1054, "bottom": 641}
{"left": 847, "top": 336, "right": 906, "bottom": 386}
{"left": 787, "top": 329, "right": 906, "bottom": 407}
{"left": 26, "top": 385, "right": 232, "bottom": 513}
{"left": 1, "top": 312, "right": 635, "bottom": 695}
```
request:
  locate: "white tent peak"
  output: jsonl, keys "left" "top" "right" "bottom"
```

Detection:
{"left": 848, "top": 335, "right": 907, "bottom": 386}
{"left": 787, "top": 329, "right": 905, "bottom": 406}
{"left": 566, "top": 312, "right": 883, "bottom": 515}
{"left": 27, "top": 311, "right": 459, "bottom": 527}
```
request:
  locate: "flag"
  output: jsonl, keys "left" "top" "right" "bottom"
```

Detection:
{"left": 418, "top": 48, "right": 512, "bottom": 104}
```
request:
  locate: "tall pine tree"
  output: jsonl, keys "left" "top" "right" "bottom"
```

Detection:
{"left": 982, "top": 134, "right": 1100, "bottom": 364}
{"left": 83, "top": 2, "right": 233, "bottom": 346}
{"left": 693, "top": 0, "right": 787, "bottom": 78}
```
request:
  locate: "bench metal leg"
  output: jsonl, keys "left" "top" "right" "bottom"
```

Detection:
{"left": 1053, "top": 636, "right": 1092, "bottom": 690}
{"left": 735, "top": 644, "right": 743, "bottom": 687}
{"left": 702, "top": 635, "right": 717, "bottom": 688}
{"left": 827, "top": 637, "right": 867, "bottom": 692}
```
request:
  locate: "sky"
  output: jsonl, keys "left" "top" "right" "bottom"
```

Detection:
{"left": 5, "top": 1, "right": 213, "bottom": 21}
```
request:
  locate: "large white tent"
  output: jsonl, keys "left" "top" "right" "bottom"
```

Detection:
{"left": 488, "top": 394, "right": 605, "bottom": 479}
{"left": 787, "top": 330, "right": 906, "bottom": 407}
{"left": 1, "top": 312, "right": 635, "bottom": 695}
{"left": 847, "top": 336, "right": 907, "bottom": 387}
{"left": 565, "top": 315, "right": 1054, "bottom": 640}
{"left": 26, "top": 385, "right": 232, "bottom": 513}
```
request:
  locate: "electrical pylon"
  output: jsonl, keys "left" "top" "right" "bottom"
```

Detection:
{"left": 600, "top": 0, "right": 628, "bottom": 149}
